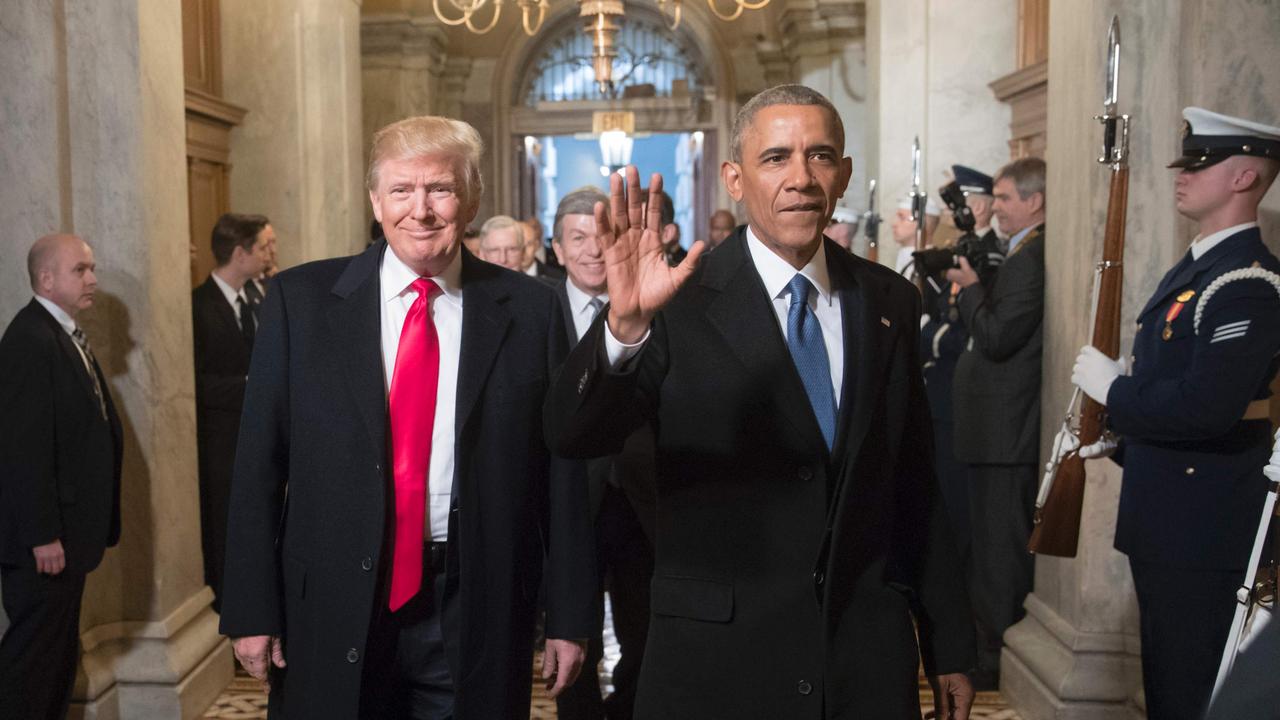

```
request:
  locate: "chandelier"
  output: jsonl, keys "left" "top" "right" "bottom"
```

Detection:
{"left": 433, "top": 0, "right": 770, "bottom": 89}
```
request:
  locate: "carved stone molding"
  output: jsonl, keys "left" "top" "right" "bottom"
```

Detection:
{"left": 989, "top": 59, "right": 1047, "bottom": 158}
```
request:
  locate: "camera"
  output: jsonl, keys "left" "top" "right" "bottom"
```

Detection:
{"left": 911, "top": 180, "right": 1004, "bottom": 283}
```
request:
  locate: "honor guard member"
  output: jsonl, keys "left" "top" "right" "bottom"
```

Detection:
{"left": 919, "top": 164, "right": 1002, "bottom": 570}
{"left": 1071, "top": 107, "right": 1280, "bottom": 720}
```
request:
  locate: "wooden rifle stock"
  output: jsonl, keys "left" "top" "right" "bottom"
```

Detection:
{"left": 1028, "top": 166, "right": 1128, "bottom": 557}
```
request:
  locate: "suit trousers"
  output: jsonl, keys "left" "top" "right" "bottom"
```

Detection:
{"left": 557, "top": 485, "right": 654, "bottom": 720}
{"left": 1129, "top": 558, "right": 1239, "bottom": 720}
{"left": 358, "top": 564, "right": 453, "bottom": 719}
{"left": 0, "top": 563, "right": 86, "bottom": 720}
{"left": 966, "top": 463, "right": 1036, "bottom": 674}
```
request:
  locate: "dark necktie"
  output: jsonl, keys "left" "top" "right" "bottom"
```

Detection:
{"left": 388, "top": 278, "right": 442, "bottom": 611}
{"left": 237, "top": 294, "right": 256, "bottom": 349}
{"left": 71, "top": 328, "right": 108, "bottom": 420}
{"left": 1154, "top": 250, "right": 1196, "bottom": 299}
{"left": 786, "top": 275, "right": 836, "bottom": 450}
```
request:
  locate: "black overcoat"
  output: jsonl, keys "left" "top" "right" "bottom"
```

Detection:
{"left": 545, "top": 230, "right": 974, "bottom": 719}
{"left": 219, "top": 242, "right": 596, "bottom": 719}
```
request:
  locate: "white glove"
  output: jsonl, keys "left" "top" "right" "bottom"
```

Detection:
{"left": 920, "top": 313, "right": 931, "bottom": 330}
{"left": 1047, "top": 427, "right": 1080, "bottom": 468}
{"left": 1071, "top": 345, "right": 1126, "bottom": 404}
{"left": 1079, "top": 436, "right": 1119, "bottom": 460}
{"left": 1264, "top": 429, "right": 1280, "bottom": 483}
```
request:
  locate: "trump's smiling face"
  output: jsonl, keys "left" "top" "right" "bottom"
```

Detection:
{"left": 371, "top": 153, "right": 478, "bottom": 276}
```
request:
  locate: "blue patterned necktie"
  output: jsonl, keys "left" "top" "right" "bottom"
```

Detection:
{"left": 786, "top": 274, "right": 836, "bottom": 450}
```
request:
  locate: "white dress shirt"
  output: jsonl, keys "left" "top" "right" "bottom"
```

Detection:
{"left": 564, "top": 279, "right": 607, "bottom": 343}
{"left": 210, "top": 271, "right": 250, "bottom": 329}
{"left": 1190, "top": 221, "right": 1258, "bottom": 261}
{"left": 606, "top": 227, "right": 844, "bottom": 406}
{"left": 33, "top": 295, "right": 93, "bottom": 373}
{"left": 380, "top": 246, "right": 463, "bottom": 542}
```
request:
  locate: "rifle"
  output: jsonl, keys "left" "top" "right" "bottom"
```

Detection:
{"left": 909, "top": 137, "right": 929, "bottom": 295}
{"left": 1028, "top": 15, "right": 1129, "bottom": 557}
{"left": 863, "top": 179, "right": 880, "bottom": 264}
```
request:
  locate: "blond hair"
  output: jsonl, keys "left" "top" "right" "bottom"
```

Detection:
{"left": 366, "top": 116, "right": 484, "bottom": 207}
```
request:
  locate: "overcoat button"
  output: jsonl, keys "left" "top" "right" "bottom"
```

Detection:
{"left": 1185, "top": 467, "right": 1196, "bottom": 475}
{"left": 361, "top": 557, "right": 373, "bottom": 571}
{"left": 814, "top": 571, "right": 825, "bottom": 586}
{"left": 798, "top": 680, "right": 813, "bottom": 695}
{"left": 346, "top": 648, "right": 359, "bottom": 663}
{"left": 798, "top": 467, "right": 813, "bottom": 481}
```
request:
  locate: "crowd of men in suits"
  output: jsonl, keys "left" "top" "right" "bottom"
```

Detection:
{"left": 1, "top": 82, "right": 1277, "bottom": 720}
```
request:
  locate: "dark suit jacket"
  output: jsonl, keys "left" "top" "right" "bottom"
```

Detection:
{"left": 191, "top": 275, "right": 253, "bottom": 598}
{"left": 545, "top": 229, "right": 974, "bottom": 719}
{"left": 1110, "top": 227, "right": 1280, "bottom": 569}
{"left": 552, "top": 279, "right": 657, "bottom": 537}
{"left": 218, "top": 242, "right": 595, "bottom": 719}
{"left": 952, "top": 224, "right": 1045, "bottom": 465}
{"left": 0, "top": 300, "right": 122, "bottom": 575}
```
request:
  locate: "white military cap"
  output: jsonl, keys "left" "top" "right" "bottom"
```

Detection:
{"left": 896, "top": 196, "right": 941, "bottom": 216}
{"left": 1168, "top": 106, "right": 1280, "bottom": 170}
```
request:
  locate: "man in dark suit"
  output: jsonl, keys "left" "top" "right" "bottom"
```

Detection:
{"left": 219, "top": 115, "right": 594, "bottom": 719}
{"left": 0, "top": 234, "right": 122, "bottom": 720}
{"left": 549, "top": 187, "right": 655, "bottom": 720}
{"left": 546, "top": 84, "right": 975, "bottom": 719}
{"left": 192, "top": 212, "right": 271, "bottom": 610}
{"left": 1071, "top": 107, "right": 1280, "bottom": 720}
{"left": 944, "top": 157, "right": 1045, "bottom": 691}
{"left": 521, "top": 217, "right": 565, "bottom": 281}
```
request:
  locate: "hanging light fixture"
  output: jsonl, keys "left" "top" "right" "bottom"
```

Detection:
{"left": 435, "top": 0, "right": 771, "bottom": 89}
{"left": 432, "top": 0, "right": 549, "bottom": 35}
{"left": 595, "top": 111, "right": 635, "bottom": 174}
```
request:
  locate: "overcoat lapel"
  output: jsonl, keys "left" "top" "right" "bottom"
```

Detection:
{"left": 328, "top": 243, "right": 388, "bottom": 460}
{"left": 703, "top": 233, "right": 829, "bottom": 458}
{"left": 455, "top": 252, "right": 512, "bottom": 435}
{"left": 828, "top": 245, "right": 891, "bottom": 465}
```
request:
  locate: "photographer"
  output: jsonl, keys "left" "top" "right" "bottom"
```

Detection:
{"left": 915, "top": 165, "right": 1004, "bottom": 576}
{"left": 945, "top": 157, "right": 1046, "bottom": 691}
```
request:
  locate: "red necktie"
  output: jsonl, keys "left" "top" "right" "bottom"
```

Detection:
{"left": 388, "top": 278, "right": 441, "bottom": 611}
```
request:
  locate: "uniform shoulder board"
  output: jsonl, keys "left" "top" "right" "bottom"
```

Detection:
{"left": 1193, "top": 267, "right": 1280, "bottom": 335}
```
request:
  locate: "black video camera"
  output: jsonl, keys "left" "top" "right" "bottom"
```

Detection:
{"left": 911, "top": 180, "right": 1004, "bottom": 284}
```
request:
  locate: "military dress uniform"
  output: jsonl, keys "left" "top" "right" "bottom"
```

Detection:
{"left": 1100, "top": 107, "right": 1280, "bottom": 720}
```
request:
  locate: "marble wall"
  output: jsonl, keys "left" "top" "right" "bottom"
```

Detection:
{"left": 0, "top": 1, "right": 229, "bottom": 717}
{"left": 1005, "top": 1, "right": 1280, "bottom": 718}
{"left": 222, "top": 0, "right": 368, "bottom": 268}
{"left": 865, "top": 0, "right": 1016, "bottom": 257}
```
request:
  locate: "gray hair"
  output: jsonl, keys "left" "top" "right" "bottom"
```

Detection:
{"left": 553, "top": 186, "right": 608, "bottom": 243}
{"left": 730, "top": 84, "right": 845, "bottom": 163}
{"left": 995, "top": 157, "right": 1046, "bottom": 204}
{"left": 366, "top": 116, "right": 484, "bottom": 209}
{"left": 478, "top": 215, "right": 521, "bottom": 246}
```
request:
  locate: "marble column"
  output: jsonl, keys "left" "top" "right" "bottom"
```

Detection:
{"left": 1003, "top": 2, "right": 1280, "bottom": 718}
{"left": 865, "top": 0, "right": 1015, "bottom": 260}
{"left": 778, "top": 0, "right": 870, "bottom": 212}
{"left": 0, "top": 1, "right": 230, "bottom": 717}
{"left": 221, "top": 0, "right": 367, "bottom": 268}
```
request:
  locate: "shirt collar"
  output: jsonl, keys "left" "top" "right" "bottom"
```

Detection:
{"left": 33, "top": 295, "right": 76, "bottom": 335}
{"left": 1007, "top": 225, "right": 1035, "bottom": 254}
{"left": 1189, "top": 221, "right": 1258, "bottom": 261}
{"left": 381, "top": 244, "right": 464, "bottom": 305}
{"left": 745, "top": 226, "right": 833, "bottom": 306}
{"left": 564, "top": 278, "right": 607, "bottom": 316}
{"left": 210, "top": 271, "right": 245, "bottom": 308}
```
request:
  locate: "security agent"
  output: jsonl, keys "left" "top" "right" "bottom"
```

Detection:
{"left": 944, "top": 157, "right": 1046, "bottom": 691}
{"left": 1071, "top": 107, "right": 1280, "bottom": 720}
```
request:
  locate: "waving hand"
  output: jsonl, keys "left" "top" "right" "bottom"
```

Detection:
{"left": 598, "top": 167, "right": 705, "bottom": 343}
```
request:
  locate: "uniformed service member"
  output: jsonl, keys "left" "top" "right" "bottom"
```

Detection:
{"left": 919, "top": 164, "right": 1002, "bottom": 568}
{"left": 1071, "top": 106, "right": 1280, "bottom": 720}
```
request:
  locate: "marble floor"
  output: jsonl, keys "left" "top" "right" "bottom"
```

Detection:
{"left": 202, "top": 596, "right": 1021, "bottom": 719}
